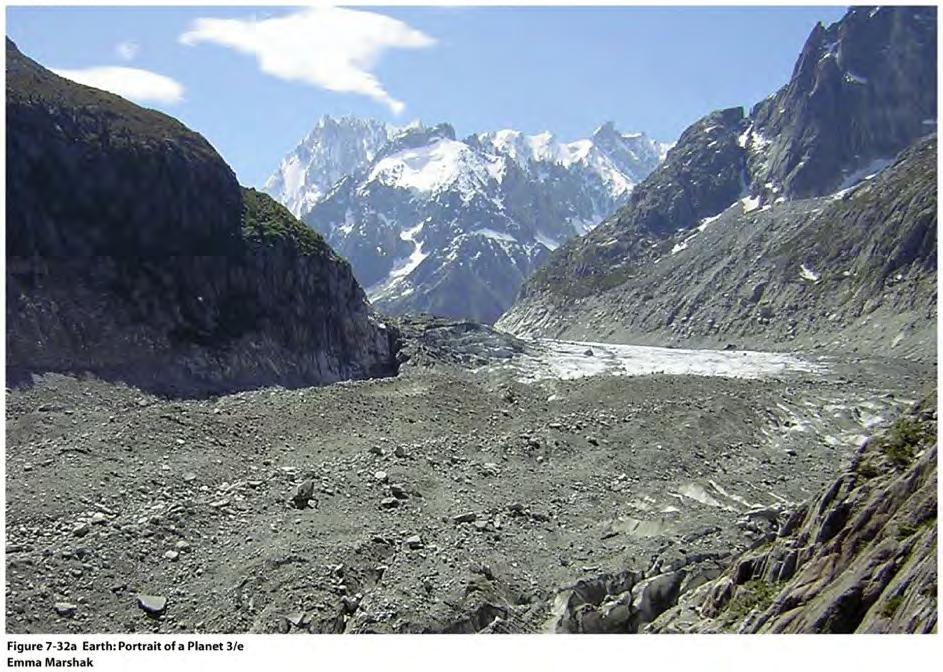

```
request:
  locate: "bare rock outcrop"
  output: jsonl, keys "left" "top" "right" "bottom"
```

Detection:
{"left": 648, "top": 394, "right": 937, "bottom": 634}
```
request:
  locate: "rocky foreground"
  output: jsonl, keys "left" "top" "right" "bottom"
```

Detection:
{"left": 4, "top": 324, "right": 934, "bottom": 634}
{"left": 568, "top": 392, "right": 938, "bottom": 634}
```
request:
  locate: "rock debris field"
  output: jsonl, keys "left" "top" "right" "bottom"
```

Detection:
{"left": 4, "top": 337, "right": 930, "bottom": 633}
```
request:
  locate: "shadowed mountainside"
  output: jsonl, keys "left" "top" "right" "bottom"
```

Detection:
{"left": 6, "top": 38, "right": 396, "bottom": 396}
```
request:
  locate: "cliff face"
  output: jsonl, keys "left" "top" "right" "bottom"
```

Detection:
{"left": 501, "top": 6, "right": 937, "bottom": 356}
{"left": 750, "top": 6, "right": 937, "bottom": 199}
{"left": 6, "top": 39, "right": 396, "bottom": 396}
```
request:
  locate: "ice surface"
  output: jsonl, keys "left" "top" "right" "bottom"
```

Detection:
{"left": 498, "top": 339, "right": 825, "bottom": 383}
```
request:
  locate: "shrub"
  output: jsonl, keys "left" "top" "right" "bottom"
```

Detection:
{"left": 856, "top": 461, "right": 881, "bottom": 479}
{"left": 896, "top": 522, "right": 918, "bottom": 539}
{"left": 240, "top": 188, "right": 328, "bottom": 258}
{"left": 878, "top": 416, "right": 931, "bottom": 468}
{"left": 725, "top": 580, "right": 783, "bottom": 624}
{"left": 880, "top": 595, "right": 904, "bottom": 618}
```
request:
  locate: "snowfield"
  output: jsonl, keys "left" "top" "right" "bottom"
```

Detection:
{"left": 368, "top": 138, "right": 506, "bottom": 199}
{"left": 492, "top": 338, "right": 825, "bottom": 382}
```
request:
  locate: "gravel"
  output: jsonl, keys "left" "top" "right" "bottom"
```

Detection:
{"left": 4, "top": 344, "right": 926, "bottom": 634}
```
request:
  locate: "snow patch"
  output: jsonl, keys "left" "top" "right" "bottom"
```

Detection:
{"left": 740, "top": 128, "right": 772, "bottom": 153}
{"left": 844, "top": 71, "right": 868, "bottom": 85}
{"left": 740, "top": 195, "right": 762, "bottom": 213}
{"left": 280, "top": 156, "right": 308, "bottom": 203}
{"left": 570, "top": 217, "right": 600, "bottom": 236}
{"left": 337, "top": 209, "right": 356, "bottom": 236}
{"left": 799, "top": 264, "right": 820, "bottom": 283}
{"left": 369, "top": 138, "right": 505, "bottom": 200}
{"left": 696, "top": 212, "right": 723, "bottom": 232}
{"left": 819, "top": 40, "right": 840, "bottom": 62}
{"left": 472, "top": 228, "right": 517, "bottom": 242}
{"left": 367, "top": 221, "right": 428, "bottom": 300}
{"left": 657, "top": 143, "right": 674, "bottom": 161}
{"left": 737, "top": 125, "right": 752, "bottom": 149}
{"left": 535, "top": 232, "right": 561, "bottom": 251}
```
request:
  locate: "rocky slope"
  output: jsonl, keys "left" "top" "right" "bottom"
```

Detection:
{"left": 537, "top": 389, "right": 937, "bottom": 634}
{"left": 6, "top": 39, "right": 395, "bottom": 396}
{"left": 647, "top": 392, "right": 937, "bottom": 634}
{"left": 500, "top": 6, "right": 937, "bottom": 354}
{"left": 499, "top": 136, "right": 937, "bottom": 359}
{"left": 282, "top": 118, "right": 667, "bottom": 323}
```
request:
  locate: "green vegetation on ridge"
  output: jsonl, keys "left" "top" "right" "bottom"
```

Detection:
{"left": 877, "top": 415, "right": 933, "bottom": 469}
{"left": 241, "top": 188, "right": 332, "bottom": 258}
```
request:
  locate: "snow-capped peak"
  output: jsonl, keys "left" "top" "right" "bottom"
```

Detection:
{"left": 263, "top": 115, "right": 400, "bottom": 217}
{"left": 368, "top": 137, "right": 506, "bottom": 200}
{"left": 277, "top": 115, "right": 671, "bottom": 324}
{"left": 474, "top": 122, "right": 669, "bottom": 193}
{"left": 266, "top": 116, "right": 672, "bottom": 218}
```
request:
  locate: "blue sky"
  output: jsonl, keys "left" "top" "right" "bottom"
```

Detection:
{"left": 7, "top": 5, "right": 847, "bottom": 187}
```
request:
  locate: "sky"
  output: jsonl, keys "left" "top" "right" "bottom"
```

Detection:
{"left": 6, "top": 4, "right": 848, "bottom": 188}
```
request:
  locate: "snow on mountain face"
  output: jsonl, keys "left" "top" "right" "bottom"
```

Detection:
{"left": 268, "top": 117, "right": 666, "bottom": 323}
{"left": 368, "top": 138, "right": 507, "bottom": 200}
{"left": 263, "top": 115, "right": 399, "bottom": 217}
{"left": 475, "top": 124, "right": 668, "bottom": 198}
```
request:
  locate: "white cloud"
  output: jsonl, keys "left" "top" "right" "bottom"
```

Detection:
{"left": 52, "top": 66, "right": 184, "bottom": 105}
{"left": 115, "top": 40, "right": 140, "bottom": 62}
{"left": 179, "top": 6, "right": 435, "bottom": 115}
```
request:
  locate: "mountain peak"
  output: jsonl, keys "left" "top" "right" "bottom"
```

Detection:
{"left": 591, "top": 120, "right": 619, "bottom": 139}
{"left": 750, "top": 4, "right": 936, "bottom": 198}
{"left": 592, "top": 121, "right": 651, "bottom": 144}
{"left": 315, "top": 113, "right": 372, "bottom": 129}
{"left": 289, "top": 116, "right": 668, "bottom": 323}
{"left": 371, "top": 122, "right": 457, "bottom": 165}
{"left": 265, "top": 116, "right": 398, "bottom": 217}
